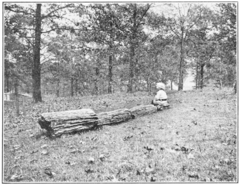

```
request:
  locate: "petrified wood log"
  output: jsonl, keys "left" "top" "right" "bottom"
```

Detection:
{"left": 98, "top": 109, "right": 133, "bottom": 126}
{"left": 38, "top": 105, "right": 159, "bottom": 136}
{"left": 129, "top": 105, "right": 157, "bottom": 117}
{"left": 38, "top": 109, "right": 98, "bottom": 136}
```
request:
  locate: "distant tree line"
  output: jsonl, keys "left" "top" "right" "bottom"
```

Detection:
{"left": 4, "top": 3, "right": 236, "bottom": 102}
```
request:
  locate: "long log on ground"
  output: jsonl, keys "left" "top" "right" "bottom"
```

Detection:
{"left": 38, "top": 105, "right": 158, "bottom": 136}
{"left": 38, "top": 109, "right": 98, "bottom": 136}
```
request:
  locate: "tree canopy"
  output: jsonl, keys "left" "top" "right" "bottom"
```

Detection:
{"left": 4, "top": 3, "right": 237, "bottom": 102}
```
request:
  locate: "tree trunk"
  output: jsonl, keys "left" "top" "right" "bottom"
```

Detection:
{"left": 127, "top": 5, "right": 137, "bottom": 93}
{"left": 32, "top": 4, "right": 42, "bottom": 103}
{"left": 108, "top": 54, "right": 113, "bottom": 93}
{"left": 70, "top": 77, "right": 74, "bottom": 97}
{"left": 56, "top": 79, "right": 60, "bottom": 97}
{"left": 75, "top": 79, "right": 78, "bottom": 95}
{"left": 5, "top": 73, "right": 10, "bottom": 92}
{"left": 171, "top": 80, "right": 173, "bottom": 90}
{"left": 234, "top": 81, "right": 237, "bottom": 93}
{"left": 200, "top": 63, "right": 205, "bottom": 89}
{"left": 94, "top": 66, "right": 99, "bottom": 95}
{"left": 14, "top": 77, "right": 20, "bottom": 116}
{"left": 128, "top": 44, "right": 135, "bottom": 93}
{"left": 178, "top": 26, "right": 184, "bottom": 91}
{"left": 195, "top": 62, "right": 198, "bottom": 89}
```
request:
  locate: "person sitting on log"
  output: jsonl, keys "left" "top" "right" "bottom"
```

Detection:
{"left": 151, "top": 82, "right": 169, "bottom": 110}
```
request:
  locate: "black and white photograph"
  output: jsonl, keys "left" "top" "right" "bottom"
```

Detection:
{"left": 3, "top": 2, "right": 237, "bottom": 182}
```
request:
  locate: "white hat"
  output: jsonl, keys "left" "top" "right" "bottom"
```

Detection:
{"left": 156, "top": 82, "right": 165, "bottom": 90}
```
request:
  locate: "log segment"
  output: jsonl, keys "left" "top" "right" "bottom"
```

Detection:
{"left": 38, "top": 105, "right": 158, "bottom": 136}
{"left": 129, "top": 105, "right": 157, "bottom": 117}
{"left": 38, "top": 109, "right": 98, "bottom": 136}
{"left": 98, "top": 109, "right": 133, "bottom": 126}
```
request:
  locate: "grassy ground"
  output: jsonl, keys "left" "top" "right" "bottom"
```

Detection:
{"left": 3, "top": 87, "right": 237, "bottom": 182}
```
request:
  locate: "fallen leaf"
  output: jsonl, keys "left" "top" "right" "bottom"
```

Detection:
{"left": 13, "top": 145, "right": 21, "bottom": 150}
{"left": 30, "top": 150, "right": 38, "bottom": 154}
{"left": 44, "top": 168, "right": 53, "bottom": 178}
{"left": 150, "top": 176, "right": 157, "bottom": 182}
{"left": 187, "top": 153, "right": 195, "bottom": 159}
{"left": 41, "top": 144, "right": 48, "bottom": 149}
{"left": 192, "top": 121, "right": 197, "bottom": 125}
{"left": 145, "top": 167, "right": 155, "bottom": 175}
{"left": 10, "top": 174, "right": 22, "bottom": 181}
{"left": 85, "top": 167, "right": 94, "bottom": 173}
{"left": 188, "top": 172, "right": 199, "bottom": 179}
{"left": 144, "top": 145, "right": 154, "bottom": 151}
{"left": 123, "top": 135, "right": 133, "bottom": 141}
{"left": 41, "top": 150, "right": 48, "bottom": 155}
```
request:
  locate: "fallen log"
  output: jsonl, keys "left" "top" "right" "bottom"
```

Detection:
{"left": 129, "top": 105, "right": 157, "bottom": 117}
{"left": 38, "top": 109, "right": 98, "bottom": 136}
{"left": 98, "top": 109, "right": 133, "bottom": 126}
{"left": 38, "top": 105, "right": 159, "bottom": 136}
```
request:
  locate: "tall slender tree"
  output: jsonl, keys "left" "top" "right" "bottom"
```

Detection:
{"left": 32, "top": 4, "right": 42, "bottom": 102}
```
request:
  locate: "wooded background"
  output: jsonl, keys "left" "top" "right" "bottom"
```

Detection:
{"left": 4, "top": 3, "right": 236, "bottom": 103}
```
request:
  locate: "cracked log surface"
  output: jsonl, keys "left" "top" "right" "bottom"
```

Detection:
{"left": 38, "top": 105, "right": 158, "bottom": 136}
{"left": 98, "top": 109, "right": 133, "bottom": 126}
{"left": 38, "top": 109, "right": 98, "bottom": 136}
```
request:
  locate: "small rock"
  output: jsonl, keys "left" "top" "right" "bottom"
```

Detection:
{"left": 150, "top": 176, "right": 157, "bottom": 182}
{"left": 41, "top": 144, "right": 48, "bottom": 149}
{"left": 99, "top": 154, "right": 105, "bottom": 161}
{"left": 88, "top": 157, "right": 95, "bottom": 164}
{"left": 145, "top": 167, "right": 154, "bottom": 175}
{"left": 187, "top": 153, "right": 195, "bottom": 159}
{"left": 41, "top": 149, "right": 48, "bottom": 155}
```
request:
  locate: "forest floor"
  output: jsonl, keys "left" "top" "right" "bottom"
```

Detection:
{"left": 3, "top": 87, "right": 237, "bottom": 182}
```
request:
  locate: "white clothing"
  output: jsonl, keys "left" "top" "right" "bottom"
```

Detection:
{"left": 155, "top": 90, "right": 167, "bottom": 100}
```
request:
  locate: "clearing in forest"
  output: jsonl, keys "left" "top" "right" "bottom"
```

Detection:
{"left": 3, "top": 88, "right": 237, "bottom": 182}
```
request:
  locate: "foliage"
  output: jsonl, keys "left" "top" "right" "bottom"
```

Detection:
{"left": 4, "top": 3, "right": 237, "bottom": 97}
